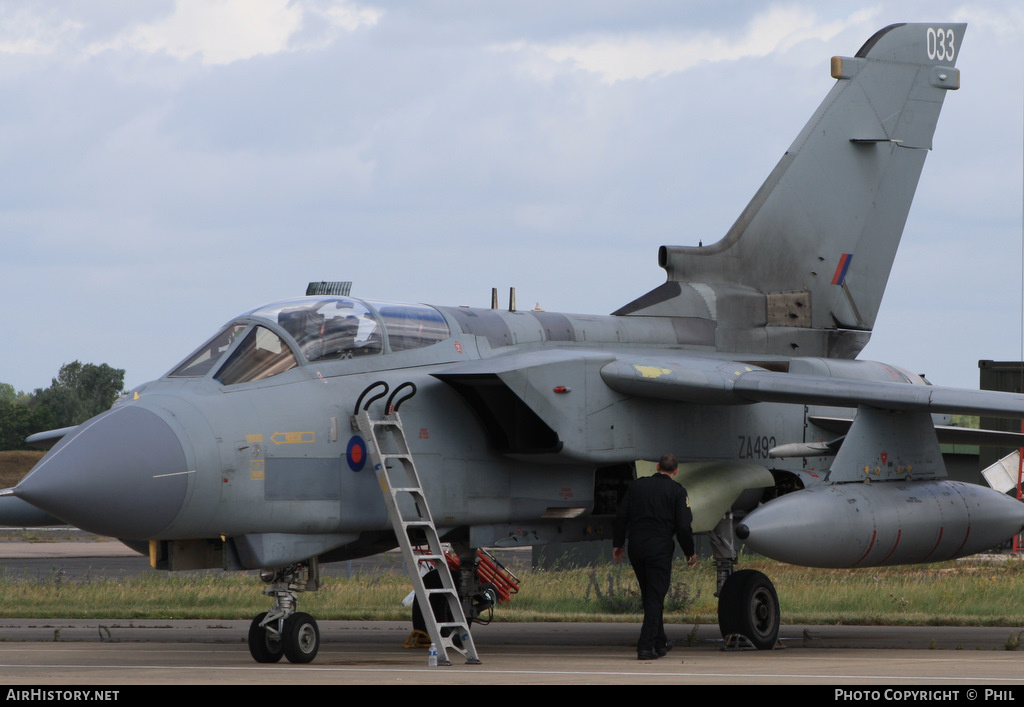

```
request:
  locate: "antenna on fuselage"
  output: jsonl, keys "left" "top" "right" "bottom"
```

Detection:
{"left": 489, "top": 286, "right": 517, "bottom": 311}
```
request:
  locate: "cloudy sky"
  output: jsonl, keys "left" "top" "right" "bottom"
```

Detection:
{"left": 1, "top": 1, "right": 1021, "bottom": 394}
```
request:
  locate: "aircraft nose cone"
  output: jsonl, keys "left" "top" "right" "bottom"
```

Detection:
{"left": 15, "top": 406, "right": 189, "bottom": 538}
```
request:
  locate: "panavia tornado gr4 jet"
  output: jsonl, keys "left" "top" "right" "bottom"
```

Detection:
{"left": 6, "top": 22, "right": 1023, "bottom": 663}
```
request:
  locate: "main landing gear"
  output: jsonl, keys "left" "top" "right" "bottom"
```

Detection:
{"left": 716, "top": 569, "right": 780, "bottom": 650}
{"left": 709, "top": 515, "right": 781, "bottom": 650}
{"left": 248, "top": 561, "right": 321, "bottom": 664}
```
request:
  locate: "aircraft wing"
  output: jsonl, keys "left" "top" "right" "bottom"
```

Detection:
{"left": 600, "top": 359, "right": 1024, "bottom": 419}
{"left": 436, "top": 351, "right": 1024, "bottom": 461}
{"left": 733, "top": 371, "right": 1024, "bottom": 418}
{"left": 435, "top": 349, "right": 778, "bottom": 532}
{"left": 809, "top": 415, "right": 1024, "bottom": 448}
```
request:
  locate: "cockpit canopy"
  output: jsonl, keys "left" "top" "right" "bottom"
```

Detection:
{"left": 167, "top": 297, "right": 450, "bottom": 385}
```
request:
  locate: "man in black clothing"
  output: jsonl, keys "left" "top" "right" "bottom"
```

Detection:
{"left": 613, "top": 453, "right": 697, "bottom": 660}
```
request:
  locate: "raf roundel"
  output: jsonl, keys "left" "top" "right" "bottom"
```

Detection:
{"left": 346, "top": 436, "right": 367, "bottom": 472}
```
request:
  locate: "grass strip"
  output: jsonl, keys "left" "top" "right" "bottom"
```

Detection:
{"left": 2, "top": 557, "right": 1023, "bottom": 626}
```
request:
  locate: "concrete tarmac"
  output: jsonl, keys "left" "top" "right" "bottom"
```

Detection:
{"left": 0, "top": 539, "right": 1023, "bottom": 685}
{"left": 0, "top": 620, "right": 1022, "bottom": 685}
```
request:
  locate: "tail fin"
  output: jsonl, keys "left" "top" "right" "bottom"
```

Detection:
{"left": 616, "top": 23, "right": 965, "bottom": 359}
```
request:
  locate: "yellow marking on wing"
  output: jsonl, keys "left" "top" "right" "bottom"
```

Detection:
{"left": 634, "top": 365, "right": 672, "bottom": 379}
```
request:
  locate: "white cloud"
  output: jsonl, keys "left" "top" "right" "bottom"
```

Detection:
{"left": 0, "top": 2, "right": 1017, "bottom": 394}
{"left": 316, "top": 1, "right": 383, "bottom": 33}
{"left": 0, "top": 6, "right": 81, "bottom": 56}
{"left": 499, "top": 5, "right": 882, "bottom": 83}
{"left": 88, "top": 0, "right": 381, "bottom": 65}
{"left": 120, "top": 0, "right": 303, "bottom": 64}
{"left": 954, "top": 3, "right": 1024, "bottom": 38}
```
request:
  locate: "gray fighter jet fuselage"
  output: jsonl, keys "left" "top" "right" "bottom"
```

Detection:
{"left": 8, "top": 22, "right": 1024, "bottom": 662}
{"left": 13, "top": 298, "right": 807, "bottom": 554}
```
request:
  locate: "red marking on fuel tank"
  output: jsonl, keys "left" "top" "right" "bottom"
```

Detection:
{"left": 880, "top": 529, "right": 902, "bottom": 564}
{"left": 952, "top": 526, "right": 971, "bottom": 558}
{"left": 853, "top": 530, "right": 878, "bottom": 566}
{"left": 923, "top": 526, "right": 945, "bottom": 561}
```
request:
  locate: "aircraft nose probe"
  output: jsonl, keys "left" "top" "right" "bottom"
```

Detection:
{"left": 14, "top": 406, "right": 190, "bottom": 539}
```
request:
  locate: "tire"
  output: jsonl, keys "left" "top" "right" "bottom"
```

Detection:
{"left": 248, "top": 612, "right": 284, "bottom": 663}
{"left": 717, "top": 569, "right": 780, "bottom": 650}
{"left": 283, "top": 612, "right": 320, "bottom": 664}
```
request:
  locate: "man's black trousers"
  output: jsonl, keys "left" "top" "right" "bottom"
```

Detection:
{"left": 628, "top": 536, "right": 674, "bottom": 653}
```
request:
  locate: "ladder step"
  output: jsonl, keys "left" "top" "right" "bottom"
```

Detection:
{"left": 424, "top": 588, "right": 455, "bottom": 596}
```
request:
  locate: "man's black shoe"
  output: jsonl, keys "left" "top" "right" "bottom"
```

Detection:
{"left": 637, "top": 651, "right": 659, "bottom": 660}
{"left": 655, "top": 640, "right": 674, "bottom": 657}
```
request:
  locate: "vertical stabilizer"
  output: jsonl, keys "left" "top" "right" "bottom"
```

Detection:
{"left": 616, "top": 23, "right": 965, "bottom": 358}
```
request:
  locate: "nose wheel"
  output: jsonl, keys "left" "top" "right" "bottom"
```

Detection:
{"left": 248, "top": 611, "right": 321, "bottom": 664}
{"left": 248, "top": 611, "right": 322, "bottom": 664}
{"left": 282, "top": 612, "right": 320, "bottom": 663}
{"left": 247, "top": 562, "right": 322, "bottom": 664}
{"left": 248, "top": 612, "right": 284, "bottom": 663}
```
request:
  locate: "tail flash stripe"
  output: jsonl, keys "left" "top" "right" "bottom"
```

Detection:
{"left": 831, "top": 253, "right": 853, "bottom": 286}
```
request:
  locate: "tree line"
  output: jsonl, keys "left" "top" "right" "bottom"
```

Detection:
{"left": 0, "top": 362, "right": 125, "bottom": 450}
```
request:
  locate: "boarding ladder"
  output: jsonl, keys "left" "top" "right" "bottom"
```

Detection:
{"left": 355, "top": 408, "right": 480, "bottom": 666}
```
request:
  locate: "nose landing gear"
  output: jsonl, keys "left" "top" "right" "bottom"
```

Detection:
{"left": 247, "top": 561, "right": 321, "bottom": 664}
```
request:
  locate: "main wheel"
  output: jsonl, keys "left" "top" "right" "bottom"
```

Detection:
{"left": 478, "top": 582, "right": 499, "bottom": 609}
{"left": 717, "top": 569, "right": 780, "bottom": 650}
{"left": 283, "top": 612, "right": 320, "bottom": 663}
{"left": 248, "top": 612, "right": 284, "bottom": 663}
